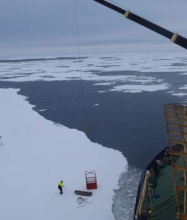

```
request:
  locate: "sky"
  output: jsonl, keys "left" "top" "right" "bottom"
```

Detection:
{"left": 0, "top": 0, "right": 187, "bottom": 56}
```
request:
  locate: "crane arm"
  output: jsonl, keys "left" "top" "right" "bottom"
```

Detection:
{"left": 94, "top": 0, "right": 187, "bottom": 49}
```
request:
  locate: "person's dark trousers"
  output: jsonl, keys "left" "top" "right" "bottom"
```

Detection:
{"left": 58, "top": 185, "right": 63, "bottom": 194}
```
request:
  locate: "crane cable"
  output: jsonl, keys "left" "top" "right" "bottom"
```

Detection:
{"left": 74, "top": 0, "right": 87, "bottom": 133}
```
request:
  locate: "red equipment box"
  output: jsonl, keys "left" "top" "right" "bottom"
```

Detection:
{"left": 85, "top": 170, "right": 97, "bottom": 190}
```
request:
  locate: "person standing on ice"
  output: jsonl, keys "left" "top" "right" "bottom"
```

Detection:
{"left": 58, "top": 180, "right": 65, "bottom": 194}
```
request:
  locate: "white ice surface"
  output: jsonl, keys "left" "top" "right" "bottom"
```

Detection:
{"left": 110, "top": 84, "right": 169, "bottom": 93}
{"left": 38, "top": 109, "right": 46, "bottom": 112}
{"left": 180, "top": 85, "right": 187, "bottom": 90}
{"left": 172, "top": 93, "right": 187, "bottom": 97}
{"left": 0, "top": 88, "right": 127, "bottom": 220}
{"left": 98, "top": 91, "right": 106, "bottom": 93}
{"left": 93, "top": 82, "right": 114, "bottom": 86}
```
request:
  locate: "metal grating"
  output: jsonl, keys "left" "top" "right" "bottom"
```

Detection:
{"left": 165, "top": 103, "right": 187, "bottom": 219}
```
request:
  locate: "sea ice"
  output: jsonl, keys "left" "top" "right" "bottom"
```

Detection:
{"left": 112, "top": 167, "right": 141, "bottom": 220}
{"left": 172, "top": 92, "right": 187, "bottom": 97}
{"left": 110, "top": 84, "right": 169, "bottom": 93}
{"left": 0, "top": 88, "right": 127, "bottom": 220}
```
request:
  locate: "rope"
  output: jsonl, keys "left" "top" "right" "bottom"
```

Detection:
{"left": 76, "top": 196, "right": 93, "bottom": 208}
{"left": 64, "top": 187, "right": 93, "bottom": 209}
{"left": 152, "top": 198, "right": 177, "bottom": 211}
{"left": 152, "top": 195, "right": 175, "bottom": 209}
{"left": 150, "top": 196, "right": 183, "bottom": 218}
{"left": 65, "top": 186, "right": 111, "bottom": 216}
{"left": 74, "top": 0, "right": 87, "bottom": 133}
{"left": 152, "top": 201, "right": 176, "bottom": 218}
{"left": 65, "top": 187, "right": 74, "bottom": 193}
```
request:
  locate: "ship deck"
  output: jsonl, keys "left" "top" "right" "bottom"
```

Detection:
{"left": 134, "top": 146, "right": 186, "bottom": 220}
{"left": 145, "top": 163, "right": 176, "bottom": 220}
{"left": 144, "top": 155, "right": 185, "bottom": 220}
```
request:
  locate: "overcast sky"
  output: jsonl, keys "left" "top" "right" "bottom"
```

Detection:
{"left": 0, "top": 0, "right": 187, "bottom": 56}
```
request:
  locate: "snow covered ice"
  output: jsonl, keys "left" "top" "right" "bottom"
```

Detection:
{"left": 0, "top": 88, "right": 127, "bottom": 220}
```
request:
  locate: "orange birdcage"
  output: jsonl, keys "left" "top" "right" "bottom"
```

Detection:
{"left": 85, "top": 170, "right": 97, "bottom": 190}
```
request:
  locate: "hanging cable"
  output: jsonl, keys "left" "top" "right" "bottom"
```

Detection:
{"left": 74, "top": 0, "right": 87, "bottom": 133}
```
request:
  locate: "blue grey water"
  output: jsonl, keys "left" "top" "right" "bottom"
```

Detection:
{"left": 0, "top": 56, "right": 186, "bottom": 219}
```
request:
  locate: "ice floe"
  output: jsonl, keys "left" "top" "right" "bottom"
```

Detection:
{"left": 110, "top": 84, "right": 170, "bottom": 93}
{"left": 0, "top": 88, "right": 127, "bottom": 220}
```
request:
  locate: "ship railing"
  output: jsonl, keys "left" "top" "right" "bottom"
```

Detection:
{"left": 135, "top": 170, "right": 152, "bottom": 219}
